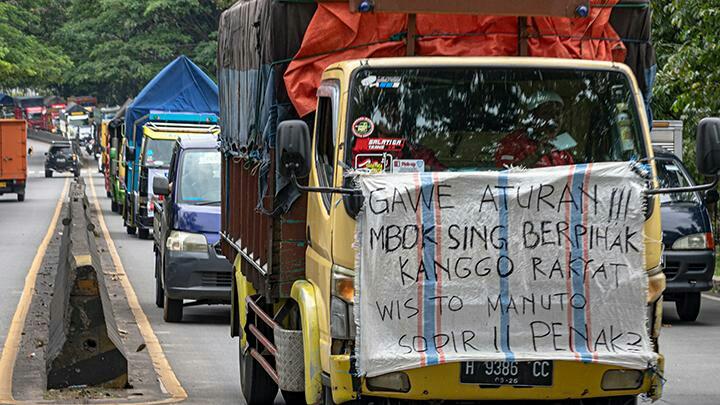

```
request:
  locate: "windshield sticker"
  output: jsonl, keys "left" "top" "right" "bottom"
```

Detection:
{"left": 354, "top": 138, "right": 405, "bottom": 153}
{"left": 362, "top": 75, "right": 401, "bottom": 89}
{"left": 392, "top": 159, "right": 425, "bottom": 173}
{"left": 355, "top": 153, "right": 392, "bottom": 174}
{"left": 352, "top": 117, "right": 375, "bottom": 138}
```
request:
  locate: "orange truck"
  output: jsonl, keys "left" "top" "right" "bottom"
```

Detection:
{"left": 0, "top": 119, "right": 28, "bottom": 202}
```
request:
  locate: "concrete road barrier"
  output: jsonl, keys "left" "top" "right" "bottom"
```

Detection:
{"left": 45, "top": 179, "right": 128, "bottom": 389}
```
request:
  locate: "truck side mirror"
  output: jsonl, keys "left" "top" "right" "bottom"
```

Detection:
{"left": 153, "top": 176, "right": 170, "bottom": 196}
{"left": 125, "top": 146, "right": 135, "bottom": 162}
{"left": 109, "top": 147, "right": 117, "bottom": 159}
{"left": 277, "top": 120, "right": 310, "bottom": 179}
{"left": 696, "top": 117, "right": 720, "bottom": 176}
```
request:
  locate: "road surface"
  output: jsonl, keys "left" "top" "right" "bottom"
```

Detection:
{"left": 1, "top": 141, "right": 719, "bottom": 404}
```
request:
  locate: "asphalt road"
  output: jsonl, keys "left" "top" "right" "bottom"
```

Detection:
{"left": 1, "top": 143, "right": 720, "bottom": 404}
{"left": 85, "top": 171, "right": 242, "bottom": 404}
{"left": 0, "top": 140, "right": 68, "bottom": 355}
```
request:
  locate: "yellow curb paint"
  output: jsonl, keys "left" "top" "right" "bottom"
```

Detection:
{"left": 0, "top": 178, "right": 69, "bottom": 404}
{"left": 87, "top": 174, "right": 188, "bottom": 402}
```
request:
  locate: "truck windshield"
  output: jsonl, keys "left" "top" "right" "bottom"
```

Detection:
{"left": 347, "top": 67, "right": 645, "bottom": 172}
{"left": 655, "top": 157, "right": 700, "bottom": 204}
{"left": 143, "top": 138, "right": 174, "bottom": 167}
{"left": 177, "top": 149, "right": 221, "bottom": 205}
{"left": 69, "top": 118, "right": 89, "bottom": 126}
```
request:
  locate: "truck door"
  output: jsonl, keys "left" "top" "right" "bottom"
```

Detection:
{"left": 0, "top": 121, "right": 26, "bottom": 180}
{"left": 305, "top": 80, "right": 340, "bottom": 363}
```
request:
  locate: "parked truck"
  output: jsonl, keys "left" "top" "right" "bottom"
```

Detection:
{"left": 650, "top": 120, "right": 683, "bottom": 160}
{"left": 214, "top": 1, "right": 720, "bottom": 404}
{"left": 13, "top": 96, "right": 45, "bottom": 129}
{"left": 106, "top": 99, "right": 132, "bottom": 203}
{"left": 0, "top": 119, "right": 27, "bottom": 202}
{"left": 122, "top": 55, "right": 220, "bottom": 239}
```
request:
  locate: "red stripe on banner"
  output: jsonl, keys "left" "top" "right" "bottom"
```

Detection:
{"left": 565, "top": 166, "right": 580, "bottom": 361}
{"left": 413, "top": 173, "right": 427, "bottom": 367}
{"left": 432, "top": 172, "right": 446, "bottom": 364}
{"left": 582, "top": 163, "right": 598, "bottom": 362}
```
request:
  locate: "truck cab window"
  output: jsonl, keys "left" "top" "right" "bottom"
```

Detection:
{"left": 315, "top": 95, "right": 335, "bottom": 210}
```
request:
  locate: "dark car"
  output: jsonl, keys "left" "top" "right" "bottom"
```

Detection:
{"left": 152, "top": 134, "right": 230, "bottom": 322}
{"left": 44, "top": 141, "right": 79, "bottom": 177}
{"left": 656, "top": 150, "right": 716, "bottom": 321}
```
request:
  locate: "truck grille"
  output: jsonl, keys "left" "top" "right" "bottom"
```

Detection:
{"left": 201, "top": 272, "right": 232, "bottom": 287}
{"left": 664, "top": 262, "right": 680, "bottom": 280}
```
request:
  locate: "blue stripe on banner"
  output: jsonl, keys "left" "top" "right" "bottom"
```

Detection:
{"left": 570, "top": 164, "right": 593, "bottom": 362}
{"left": 498, "top": 171, "right": 515, "bottom": 361}
{"left": 420, "top": 173, "right": 439, "bottom": 365}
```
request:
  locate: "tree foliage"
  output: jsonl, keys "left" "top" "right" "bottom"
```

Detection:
{"left": 54, "top": 0, "right": 222, "bottom": 104}
{"left": 652, "top": 0, "right": 720, "bottom": 176}
{"left": 0, "top": 1, "right": 72, "bottom": 89}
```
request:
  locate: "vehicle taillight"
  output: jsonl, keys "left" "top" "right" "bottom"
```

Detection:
{"left": 706, "top": 232, "right": 715, "bottom": 250}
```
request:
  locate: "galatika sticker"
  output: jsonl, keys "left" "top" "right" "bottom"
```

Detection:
{"left": 354, "top": 162, "right": 656, "bottom": 377}
{"left": 354, "top": 138, "right": 405, "bottom": 153}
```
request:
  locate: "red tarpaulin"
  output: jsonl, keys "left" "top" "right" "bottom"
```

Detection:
{"left": 284, "top": 1, "right": 625, "bottom": 116}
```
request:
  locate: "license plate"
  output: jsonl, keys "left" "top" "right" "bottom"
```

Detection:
{"left": 460, "top": 361, "right": 553, "bottom": 386}
{"left": 56, "top": 158, "right": 65, "bottom": 162}
{"left": 0, "top": 182, "right": 6, "bottom": 188}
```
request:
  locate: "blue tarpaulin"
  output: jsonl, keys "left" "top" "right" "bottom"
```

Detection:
{"left": 0, "top": 93, "right": 13, "bottom": 105}
{"left": 125, "top": 55, "right": 219, "bottom": 149}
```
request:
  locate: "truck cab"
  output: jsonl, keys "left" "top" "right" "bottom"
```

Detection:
{"left": 152, "top": 134, "right": 231, "bottom": 322}
{"left": 124, "top": 113, "right": 220, "bottom": 239}
{"left": 262, "top": 57, "right": 667, "bottom": 404}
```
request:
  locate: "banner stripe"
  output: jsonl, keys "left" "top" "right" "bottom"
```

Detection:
{"left": 432, "top": 172, "right": 446, "bottom": 364}
{"left": 570, "top": 164, "right": 593, "bottom": 362}
{"left": 420, "top": 173, "right": 439, "bottom": 366}
{"left": 498, "top": 171, "right": 514, "bottom": 361}
{"left": 582, "top": 163, "right": 599, "bottom": 362}
{"left": 413, "top": 173, "right": 427, "bottom": 367}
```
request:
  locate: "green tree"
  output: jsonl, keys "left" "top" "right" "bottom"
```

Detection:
{"left": 0, "top": 1, "right": 72, "bottom": 90}
{"left": 652, "top": 0, "right": 720, "bottom": 177}
{"left": 55, "top": 0, "right": 222, "bottom": 104}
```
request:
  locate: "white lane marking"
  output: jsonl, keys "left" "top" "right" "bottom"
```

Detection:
{"left": 701, "top": 293, "right": 720, "bottom": 303}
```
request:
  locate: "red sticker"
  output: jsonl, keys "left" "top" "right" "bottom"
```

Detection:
{"left": 354, "top": 138, "right": 405, "bottom": 153}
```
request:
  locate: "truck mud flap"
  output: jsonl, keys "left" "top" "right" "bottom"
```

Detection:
{"left": 274, "top": 328, "right": 305, "bottom": 392}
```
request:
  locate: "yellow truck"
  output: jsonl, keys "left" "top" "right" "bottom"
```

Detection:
{"left": 217, "top": 1, "right": 720, "bottom": 404}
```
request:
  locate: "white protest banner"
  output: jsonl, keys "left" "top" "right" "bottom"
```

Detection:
{"left": 355, "top": 162, "right": 656, "bottom": 377}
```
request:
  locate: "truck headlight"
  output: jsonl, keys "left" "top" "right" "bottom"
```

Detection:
{"left": 331, "top": 264, "right": 355, "bottom": 339}
{"left": 672, "top": 232, "right": 713, "bottom": 250}
{"left": 166, "top": 231, "right": 208, "bottom": 255}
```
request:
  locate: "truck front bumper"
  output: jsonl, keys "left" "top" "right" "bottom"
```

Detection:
{"left": 164, "top": 248, "right": 232, "bottom": 302}
{"left": 662, "top": 249, "right": 715, "bottom": 295}
{"left": 327, "top": 355, "right": 664, "bottom": 403}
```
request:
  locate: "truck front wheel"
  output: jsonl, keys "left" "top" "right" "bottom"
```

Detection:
{"left": 17, "top": 193, "right": 25, "bottom": 202}
{"left": 676, "top": 292, "right": 701, "bottom": 322}
{"left": 139, "top": 228, "right": 150, "bottom": 240}
{"left": 163, "top": 294, "right": 183, "bottom": 322}
{"left": 239, "top": 346, "right": 278, "bottom": 405}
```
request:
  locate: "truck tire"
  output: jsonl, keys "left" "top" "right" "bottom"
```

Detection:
{"left": 111, "top": 199, "right": 118, "bottom": 213}
{"left": 126, "top": 226, "right": 136, "bottom": 235}
{"left": 45, "top": 170, "right": 52, "bottom": 178}
{"left": 17, "top": 193, "right": 25, "bottom": 202}
{"left": 155, "top": 252, "right": 164, "bottom": 308}
{"left": 676, "top": 292, "right": 701, "bottom": 322}
{"left": 282, "top": 390, "right": 306, "bottom": 405}
{"left": 240, "top": 347, "right": 278, "bottom": 405}
{"left": 163, "top": 293, "right": 183, "bottom": 322}
{"left": 139, "top": 228, "right": 150, "bottom": 240}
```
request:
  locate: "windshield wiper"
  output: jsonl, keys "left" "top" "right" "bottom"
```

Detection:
{"left": 194, "top": 200, "right": 221, "bottom": 206}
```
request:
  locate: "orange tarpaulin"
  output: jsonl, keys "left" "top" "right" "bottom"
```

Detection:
{"left": 284, "top": 1, "right": 625, "bottom": 117}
